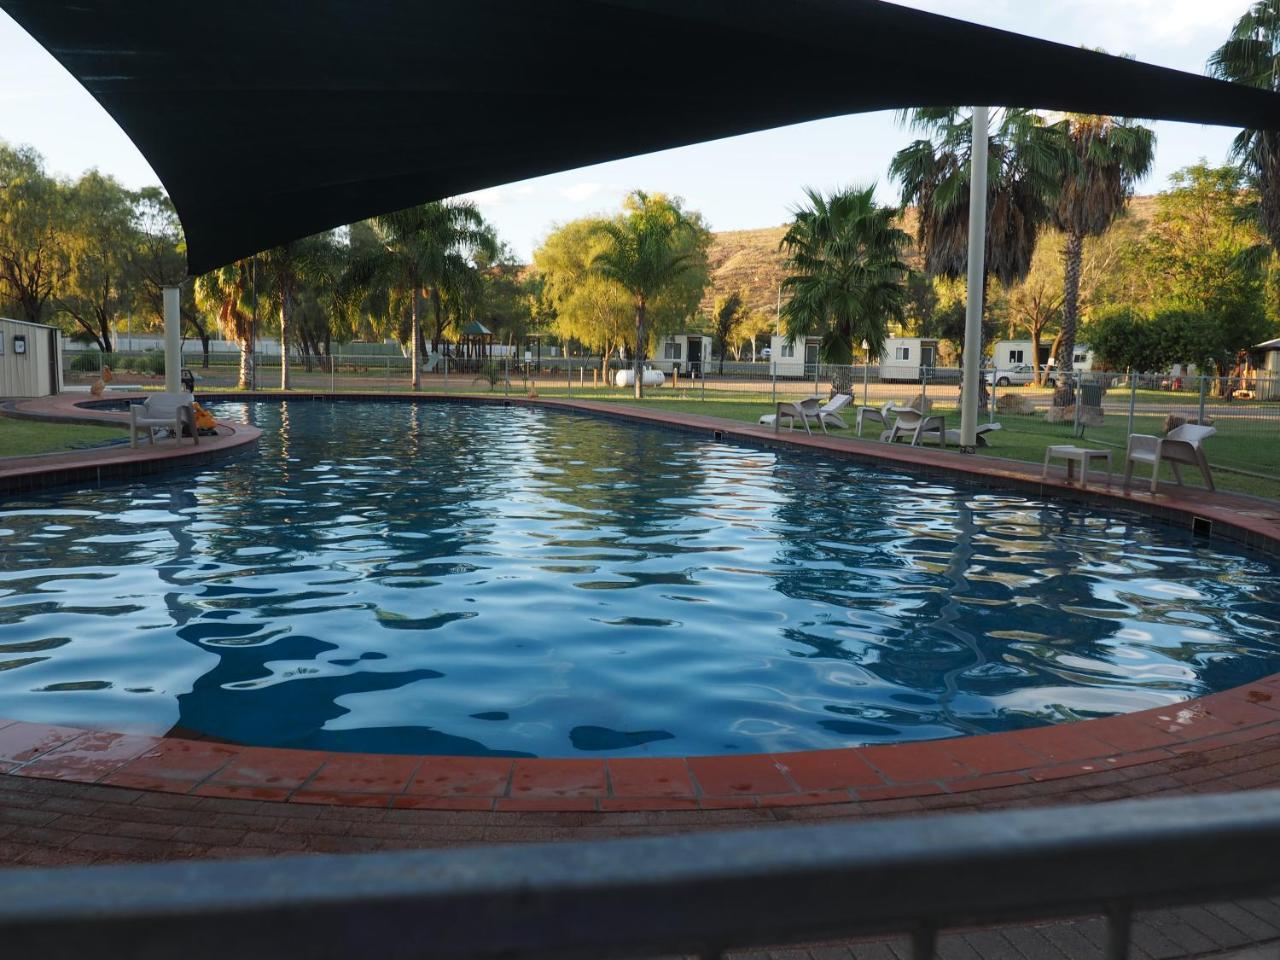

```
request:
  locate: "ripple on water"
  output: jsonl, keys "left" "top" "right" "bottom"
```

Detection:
{"left": 0, "top": 400, "right": 1277, "bottom": 757}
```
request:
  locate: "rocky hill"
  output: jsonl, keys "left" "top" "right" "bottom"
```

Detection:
{"left": 699, "top": 195, "right": 1159, "bottom": 321}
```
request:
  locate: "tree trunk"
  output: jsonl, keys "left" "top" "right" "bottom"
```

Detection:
{"left": 238, "top": 337, "right": 252, "bottom": 391}
{"left": 633, "top": 299, "right": 646, "bottom": 400}
{"left": 279, "top": 286, "right": 292, "bottom": 390}
{"left": 1059, "top": 231, "right": 1084, "bottom": 377}
{"left": 431, "top": 288, "right": 444, "bottom": 355}
{"left": 1030, "top": 325, "right": 1043, "bottom": 387}
{"left": 718, "top": 335, "right": 726, "bottom": 376}
{"left": 601, "top": 345, "right": 613, "bottom": 385}
{"left": 411, "top": 284, "right": 423, "bottom": 391}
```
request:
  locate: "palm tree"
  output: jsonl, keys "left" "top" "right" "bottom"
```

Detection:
{"left": 890, "top": 108, "right": 1065, "bottom": 356}
{"left": 778, "top": 186, "right": 910, "bottom": 386}
{"left": 258, "top": 233, "right": 339, "bottom": 389}
{"left": 1052, "top": 114, "right": 1156, "bottom": 376}
{"left": 194, "top": 260, "right": 255, "bottom": 389}
{"left": 712, "top": 290, "right": 746, "bottom": 375}
{"left": 591, "top": 191, "right": 705, "bottom": 399}
{"left": 1210, "top": 3, "right": 1280, "bottom": 254}
{"left": 371, "top": 201, "right": 496, "bottom": 390}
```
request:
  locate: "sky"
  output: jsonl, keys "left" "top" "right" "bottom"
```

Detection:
{"left": 0, "top": 0, "right": 1252, "bottom": 261}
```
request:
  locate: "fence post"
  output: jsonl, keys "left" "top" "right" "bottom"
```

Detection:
{"left": 443, "top": 354, "right": 448, "bottom": 393}
{"left": 331, "top": 345, "right": 336, "bottom": 394}
{"left": 1198, "top": 375, "right": 1208, "bottom": 424}
{"left": 814, "top": 360, "right": 820, "bottom": 396}
{"left": 504, "top": 357, "right": 509, "bottom": 398}
{"left": 1128, "top": 372, "right": 1137, "bottom": 437}
{"left": 772, "top": 363, "right": 777, "bottom": 405}
{"left": 1073, "top": 372, "right": 1083, "bottom": 438}
{"left": 567, "top": 361, "right": 572, "bottom": 398}
{"left": 862, "top": 362, "right": 869, "bottom": 407}
{"left": 701, "top": 363, "right": 705, "bottom": 402}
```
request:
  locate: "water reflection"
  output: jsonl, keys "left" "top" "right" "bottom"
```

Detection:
{"left": 0, "top": 401, "right": 1276, "bottom": 757}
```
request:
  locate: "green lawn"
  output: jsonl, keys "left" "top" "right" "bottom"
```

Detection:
{"left": 567, "top": 394, "right": 1280, "bottom": 501}
{"left": 0, "top": 417, "right": 126, "bottom": 458}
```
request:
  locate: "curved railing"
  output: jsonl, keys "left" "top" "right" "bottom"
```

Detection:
{"left": 2, "top": 790, "right": 1279, "bottom": 959}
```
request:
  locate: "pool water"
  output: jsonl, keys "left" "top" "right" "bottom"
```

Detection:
{"left": 1, "top": 400, "right": 1278, "bottom": 757}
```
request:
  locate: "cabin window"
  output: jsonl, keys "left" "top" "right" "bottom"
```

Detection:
{"left": 1074, "top": 353, "right": 1088, "bottom": 364}
{"left": 894, "top": 346, "right": 911, "bottom": 361}
{"left": 1008, "top": 349, "right": 1024, "bottom": 364}
{"left": 781, "top": 342, "right": 796, "bottom": 358}
{"left": 663, "top": 341, "right": 682, "bottom": 360}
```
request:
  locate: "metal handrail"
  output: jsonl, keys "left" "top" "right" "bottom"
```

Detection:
{"left": 2, "top": 790, "right": 1280, "bottom": 959}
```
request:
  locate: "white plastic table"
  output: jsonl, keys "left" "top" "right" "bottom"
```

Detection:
{"left": 1042, "top": 445, "right": 1112, "bottom": 489}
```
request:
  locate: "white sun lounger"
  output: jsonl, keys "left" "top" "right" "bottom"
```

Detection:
{"left": 881, "top": 407, "right": 946, "bottom": 447}
{"left": 940, "top": 422, "right": 1003, "bottom": 447}
{"left": 1122, "top": 423, "right": 1216, "bottom": 493}
{"left": 760, "top": 397, "right": 824, "bottom": 434}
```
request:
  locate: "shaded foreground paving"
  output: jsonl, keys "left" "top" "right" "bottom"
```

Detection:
{"left": 4, "top": 731, "right": 1280, "bottom": 960}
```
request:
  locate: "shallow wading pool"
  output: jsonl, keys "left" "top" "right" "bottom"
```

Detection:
{"left": 0, "top": 399, "right": 1278, "bottom": 758}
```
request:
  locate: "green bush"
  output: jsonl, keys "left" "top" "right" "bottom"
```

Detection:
{"left": 70, "top": 352, "right": 117, "bottom": 373}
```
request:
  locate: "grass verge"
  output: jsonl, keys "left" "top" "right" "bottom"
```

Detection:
{"left": 0, "top": 417, "right": 125, "bottom": 458}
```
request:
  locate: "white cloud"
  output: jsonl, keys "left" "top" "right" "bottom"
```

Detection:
{"left": 559, "top": 182, "right": 609, "bottom": 203}
{"left": 458, "top": 183, "right": 537, "bottom": 207}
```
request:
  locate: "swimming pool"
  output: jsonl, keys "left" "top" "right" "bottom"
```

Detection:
{"left": 1, "top": 399, "right": 1277, "bottom": 758}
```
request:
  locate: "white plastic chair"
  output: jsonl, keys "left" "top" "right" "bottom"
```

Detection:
{"left": 129, "top": 392, "right": 197, "bottom": 448}
{"left": 1122, "top": 423, "right": 1216, "bottom": 493}
{"left": 806, "top": 394, "right": 852, "bottom": 430}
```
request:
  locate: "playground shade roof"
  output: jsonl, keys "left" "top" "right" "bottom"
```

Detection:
{"left": 4, "top": 0, "right": 1280, "bottom": 274}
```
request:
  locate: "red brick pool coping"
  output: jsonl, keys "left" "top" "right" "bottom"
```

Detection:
{"left": 2, "top": 678, "right": 1280, "bottom": 812}
{"left": 1, "top": 389, "right": 1278, "bottom": 814}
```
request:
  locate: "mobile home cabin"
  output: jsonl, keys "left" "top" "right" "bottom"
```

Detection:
{"left": 652, "top": 334, "right": 712, "bottom": 376}
{"left": 0, "top": 318, "right": 63, "bottom": 398}
{"left": 992, "top": 339, "right": 1095, "bottom": 374}
{"left": 1252, "top": 338, "right": 1280, "bottom": 400}
{"left": 879, "top": 338, "right": 939, "bottom": 382}
{"left": 768, "top": 335, "right": 821, "bottom": 379}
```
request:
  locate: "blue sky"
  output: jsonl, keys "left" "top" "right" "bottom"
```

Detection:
{"left": 0, "top": 0, "right": 1251, "bottom": 261}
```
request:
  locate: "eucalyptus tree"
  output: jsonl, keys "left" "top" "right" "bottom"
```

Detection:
{"left": 1210, "top": 2, "right": 1280, "bottom": 255}
{"left": 590, "top": 191, "right": 711, "bottom": 398}
{"left": 371, "top": 201, "right": 496, "bottom": 390}
{"left": 778, "top": 186, "right": 910, "bottom": 390}
{"left": 131, "top": 187, "right": 212, "bottom": 364}
{"left": 54, "top": 170, "right": 140, "bottom": 352}
{"left": 534, "top": 217, "right": 633, "bottom": 380}
{"left": 0, "top": 143, "right": 68, "bottom": 324}
{"left": 1051, "top": 114, "right": 1155, "bottom": 375}
{"left": 889, "top": 107, "right": 1065, "bottom": 357}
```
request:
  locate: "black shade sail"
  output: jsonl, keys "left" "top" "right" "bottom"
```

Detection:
{"left": 5, "top": 0, "right": 1279, "bottom": 275}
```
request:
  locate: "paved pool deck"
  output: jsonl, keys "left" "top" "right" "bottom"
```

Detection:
{"left": 3, "top": 390, "right": 1280, "bottom": 958}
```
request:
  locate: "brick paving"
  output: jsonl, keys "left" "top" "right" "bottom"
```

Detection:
{"left": 3, "top": 391, "right": 1280, "bottom": 957}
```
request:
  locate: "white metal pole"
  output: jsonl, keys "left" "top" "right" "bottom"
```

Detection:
{"left": 163, "top": 285, "right": 182, "bottom": 394}
{"left": 960, "top": 106, "right": 990, "bottom": 453}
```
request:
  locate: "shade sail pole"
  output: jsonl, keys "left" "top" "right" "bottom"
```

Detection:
{"left": 959, "top": 106, "right": 989, "bottom": 454}
{"left": 163, "top": 285, "right": 182, "bottom": 394}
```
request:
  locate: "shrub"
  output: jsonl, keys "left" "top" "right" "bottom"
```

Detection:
{"left": 70, "top": 352, "right": 117, "bottom": 373}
